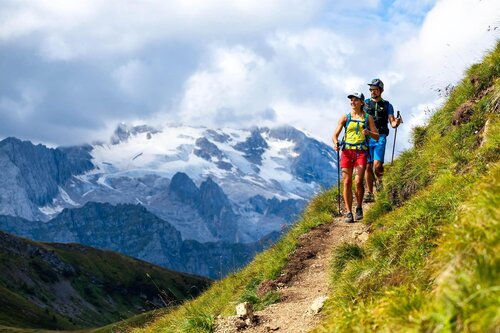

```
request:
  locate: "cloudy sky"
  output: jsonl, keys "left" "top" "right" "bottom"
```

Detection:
{"left": 1, "top": 0, "right": 499, "bottom": 154}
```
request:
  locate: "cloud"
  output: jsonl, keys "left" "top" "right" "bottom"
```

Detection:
{"left": 175, "top": 29, "right": 361, "bottom": 133}
{"left": 112, "top": 59, "right": 149, "bottom": 97}
{"left": 0, "top": 0, "right": 498, "bottom": 151}
{"left": 0, "top": 0, "right": 323, "bottom": 60}
{"left": 386, "top": 0, "right": 500, "bottom": 150}
{"left": 0, "top": 84, "right": 42, "bottom": 122}
{"left": 177, "top": 45, "right": 270, "bottom": 126}
{"left": 394, "top": 0, "right": 500, "bottom": 88}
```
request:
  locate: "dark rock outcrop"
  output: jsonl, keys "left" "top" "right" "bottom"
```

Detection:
{"left": 169, "top": 172, "right": 200, "bottom": 205}
{"left": 194, "top": 137, "right": 232, "bottom": 170}
{"left": 248, "top": 195, "right": 307, "bottom": 222}
{"left": 197, "top": 178, "right": 237, "bottom": 242}
{"left": 234, "top": 128, "right": 269, "bottom": 165}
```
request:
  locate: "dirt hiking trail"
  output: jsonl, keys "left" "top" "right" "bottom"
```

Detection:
{"left": 214, "top": 204, "right": 372, "bottom": 333}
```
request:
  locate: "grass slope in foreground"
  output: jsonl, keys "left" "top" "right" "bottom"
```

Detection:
{"left": 313, "top": 41, "right": 500, "bottom": 332}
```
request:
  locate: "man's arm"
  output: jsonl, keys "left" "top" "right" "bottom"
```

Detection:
{"left": 387, "top": 103, "right": 401, "bottom": 128}
{"left": 363, "top": 115, "right": 380, "bottom": 141}
{"left": 389, "top": 114, "right": 401, "bottom": 128}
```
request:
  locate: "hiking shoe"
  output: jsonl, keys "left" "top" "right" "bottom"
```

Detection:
{"left": 344, "top": 212, "right": 354, "bottom": 223}
{"left": 375, "top": 180, "right": 383, "bottom": 192}
{"left": 355, "top": 207, "right": 363, "bottom": 220}
{"left": 364, "top": 192, "right": 375, "bottom": 203}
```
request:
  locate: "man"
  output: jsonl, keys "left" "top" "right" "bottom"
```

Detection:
{"left": 363, "top": 79, "right": 401, "bottom": 202}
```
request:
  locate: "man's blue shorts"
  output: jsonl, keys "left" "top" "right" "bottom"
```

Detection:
{"left": 368, "top": 134, "right": 387, "bottom": 163}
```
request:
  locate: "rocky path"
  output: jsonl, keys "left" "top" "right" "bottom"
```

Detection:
{"left": 214, "top": 208, "right": 371, "bottom": 333}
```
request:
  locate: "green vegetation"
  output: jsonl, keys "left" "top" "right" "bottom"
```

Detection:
{"left": 312, "top": 41, "right": 500, "bottom": 332}
{"left": 0, "top": 236, "right": 210, "bottom": 331}
{"left": 119, "top": 42, "right": 499, "bottom": 333}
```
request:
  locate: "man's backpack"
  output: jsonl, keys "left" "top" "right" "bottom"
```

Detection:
{"left": 364, "top": 99, "right": 391, "bottom": 135}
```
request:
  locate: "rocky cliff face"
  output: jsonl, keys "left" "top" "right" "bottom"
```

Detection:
{"left": 197, "top": 178, "right": 238, "bottom": 242}
{"left": 0, "top": 138, "right": 93, "bottom": 220}
{"left": 169, "top": 171, "right": 200, "bottom": 205}
{"left": 234, "top": 128, "right": 269, "bottom": 165}
{"left": 0, "top": 124, "right": 331, "bottom": 243}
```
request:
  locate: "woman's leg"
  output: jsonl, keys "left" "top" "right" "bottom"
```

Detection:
{"left": 354, "top": 164, "right": 366, "bottom": 208}
{"left": 342, "top": 168, "right": 353, "bottom": 212}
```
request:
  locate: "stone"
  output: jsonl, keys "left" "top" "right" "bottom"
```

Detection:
{"left": 357, "top": 232, "right": 370, "bottom": 242}
{"left": 310, "top": 295, "right": 328, "bottom": 314}
{"left": 236, "top": 302, "right": 254, "bottom": 320}
{"left": 235, "top": 318, "right": 247, "bottom": 330}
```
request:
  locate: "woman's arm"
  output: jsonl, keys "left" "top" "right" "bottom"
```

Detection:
{"left": 332, "top": 115, "right": 347, "bottom": 151}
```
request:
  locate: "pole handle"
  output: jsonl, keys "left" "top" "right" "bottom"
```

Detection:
{"left": 396, "top": 110, "right": 403, "bottom": 123}
{"left": 391, "top": 111, "right": 401, "bottom": 165}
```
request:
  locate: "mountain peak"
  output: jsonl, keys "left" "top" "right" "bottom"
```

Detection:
{"left": 169, "top": 172, "right": 199, "bottom": 204}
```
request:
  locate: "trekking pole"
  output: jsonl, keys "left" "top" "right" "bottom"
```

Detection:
{"left": 336, "top": 144, "right": 341, "bottom": 215}
{"left": 391, "top": 111, "right": 401, "bottom": 165}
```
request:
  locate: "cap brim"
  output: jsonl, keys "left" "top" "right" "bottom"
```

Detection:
{"left": 347, "top": 95, "right": 364, "bottom": 103}
{"left": 368, "top": 83, "right": 383, "bottom": 89}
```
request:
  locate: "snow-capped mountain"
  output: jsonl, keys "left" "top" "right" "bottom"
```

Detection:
{"left": 0, "top": 124, "right": 337, "bottom": 243}
{"left": 91, "top": 123, "right": 335, "bottom": 200}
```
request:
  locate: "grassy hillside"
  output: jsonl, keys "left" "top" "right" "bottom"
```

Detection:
{"left": 111, "top": 42, "right": 499, "bottom": 333}
{"left": 0, "top": 232, "right": 211, "bottom": 331}
{"left": 312, "top": 41, "right": 500, "bottom": 332}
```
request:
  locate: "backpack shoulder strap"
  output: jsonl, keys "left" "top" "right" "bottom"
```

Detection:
{"left": 344, "top": 113, "right": 351, "bottom": 129}
{"left": 385, "top": 99, "right": 394, "bottom": 116}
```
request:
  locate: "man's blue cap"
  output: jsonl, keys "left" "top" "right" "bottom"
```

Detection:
{"left": 368, "top": 78, "right": 384, "bottom": 90}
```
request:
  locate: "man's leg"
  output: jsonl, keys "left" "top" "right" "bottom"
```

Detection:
{"left": 365, "top": 163, "right": 374, "bottom": 193}
{"left": 372, "top": 135, "right": 387, "bottom": 190}
{"left": 374, "top": 160, "right": 384, "bottom": 181}
{"left": 364, "top": 140, "right": 376, "bottom": 202}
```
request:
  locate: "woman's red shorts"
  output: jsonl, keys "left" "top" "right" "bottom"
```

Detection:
{"left": 340, "top": 149, "right": 368, "bottom": 169}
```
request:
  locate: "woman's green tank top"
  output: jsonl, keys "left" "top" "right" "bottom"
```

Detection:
{"left": 344, "top": 113, "right": 369, "bottom": 150}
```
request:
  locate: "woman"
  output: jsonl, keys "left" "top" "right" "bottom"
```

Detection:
{"left": 332, "top": 92, "right": 379, "bottom": 223}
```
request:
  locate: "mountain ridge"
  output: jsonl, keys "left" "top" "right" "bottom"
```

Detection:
{"left": 0, "top": 230, "right": 211, "bottom": 330}
{"left": 0, "top": 124, "right": 335, "bottom": 244}
{"left": 0, "top": 201, "right": 278, "bottom": 279}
